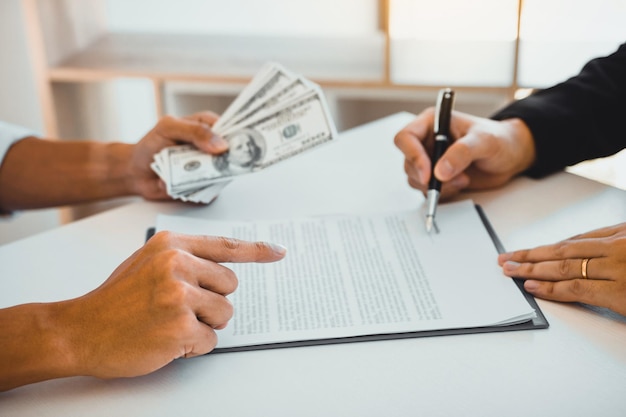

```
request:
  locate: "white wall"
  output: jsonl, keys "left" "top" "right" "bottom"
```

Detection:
{"left": 0, "top": 0, "right": 42, "bottom": 130}
{"left": 0, "top": 0, "right": 61, "bottom": 246}
{"left": 106, "top": 0, "right": 379, "bottom": 36}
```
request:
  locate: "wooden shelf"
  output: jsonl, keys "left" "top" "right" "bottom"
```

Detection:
{"left": 49, "top": 32, "right": 387, "bottom": 84}
{"left": 47, "top": 32, "right": 515, "bottom": 95}
{"left": 25, "top": 0, "right": 519, "bottom": 139}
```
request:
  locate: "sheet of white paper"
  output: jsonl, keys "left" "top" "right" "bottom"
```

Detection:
{"left": 156, "top": 200, "right": 535, "bottom": 349}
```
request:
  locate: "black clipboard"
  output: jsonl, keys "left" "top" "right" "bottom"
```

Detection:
{"left": 145, "top": 204, "right": 548, "bottom": 353}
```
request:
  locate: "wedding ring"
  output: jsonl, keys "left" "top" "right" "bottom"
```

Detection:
{"left": 581, "top": 258, "right": 590, "bottom": 279}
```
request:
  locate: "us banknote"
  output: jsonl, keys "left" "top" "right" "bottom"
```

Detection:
{"left": 152, "top": 63, "right": 337, "bottom": 203}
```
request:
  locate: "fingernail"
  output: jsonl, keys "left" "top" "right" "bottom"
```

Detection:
{"left": 269, "top": 243, "right": 287, "bottom": 256}
{"left": 436, "top": 159, "right": 454, "bottom": 180}
{"left": 503, "top": 261, "right": 520, "bottom": 272}
{"left": 524, "top": 280, "right": 539, "bottom": 291}
{"left": 499, "top": 252, "right": 513, "bottom": 261}
{"left": 210, "top": 134, "right": 228, "bottom": 151}
{"left": 497, "top": 253, "right": 512, "bottom": 265}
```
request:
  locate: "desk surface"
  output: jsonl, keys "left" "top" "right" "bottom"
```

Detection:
{"left": 1, "top": 113, "right": 625, "bottom": 416}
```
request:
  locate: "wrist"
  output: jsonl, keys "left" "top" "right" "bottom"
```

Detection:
{"left": 47, "top": 301, "right": 86, "bottom": 375}
{"left": 501, "top": 118, "right": 536, "bottom": 175}
{"left": 0, "top": 301, "right": 81, "bottom": 390}
{"left": 101, "top": 142, "right": 136, "bottom": 196}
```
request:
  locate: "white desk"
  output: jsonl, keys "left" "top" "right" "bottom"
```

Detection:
{"left": 1, "top": 113, "right": 625, "bottom": 416}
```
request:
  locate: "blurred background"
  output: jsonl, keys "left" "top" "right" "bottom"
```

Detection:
{"left": 1, "top": 0, "right": 625, "bottom": 245}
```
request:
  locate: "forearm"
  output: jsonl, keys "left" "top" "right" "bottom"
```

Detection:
{"left": 0, "top": 302, "right": 78, "bottom": 391}
{"left": 0, "top": 137, "right": 136, "bottom": 211}
{"left": 492, "top": 43, "right": 626, "bottom": 177}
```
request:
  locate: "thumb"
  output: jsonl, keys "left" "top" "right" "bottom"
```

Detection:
{"left": 184, "top": 111, "right": 229, "bottom": 154}
{"left": 434, "top": 131, "right": 486, "bottom": 182}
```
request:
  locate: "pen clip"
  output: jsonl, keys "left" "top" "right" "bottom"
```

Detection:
{"left": 434, "top": 88, "right": 455, "bottom": 138}
{"left": 426, "top": 88, "right": 455, "bottom": 234}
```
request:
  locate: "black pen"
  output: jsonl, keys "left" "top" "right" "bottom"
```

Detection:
{"left": 425, "top": 88, "right": 455, "bottom": 233}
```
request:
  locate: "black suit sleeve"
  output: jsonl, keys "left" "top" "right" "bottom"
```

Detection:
{"left": 491, "top": 42, "right": 626, "bottom": 178}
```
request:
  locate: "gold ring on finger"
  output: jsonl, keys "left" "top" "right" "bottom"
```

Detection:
{"left": 581, "top": 258, "right": 590, "bottom": 279}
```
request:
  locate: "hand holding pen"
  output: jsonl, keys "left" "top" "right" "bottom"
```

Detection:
{"left": 425, "top": 88, "right": 455, "bottom": 233}
{"left": 394, "top": 93, "right": 537, "bottom": 227}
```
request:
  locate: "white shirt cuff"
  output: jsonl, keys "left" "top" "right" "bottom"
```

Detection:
{"left": 0, "top": 121, "right": 37, "bottom": 167}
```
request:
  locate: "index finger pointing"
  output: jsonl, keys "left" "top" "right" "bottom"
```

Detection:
{"left": 184, "top": 235, "right": 287, "bottom": 263}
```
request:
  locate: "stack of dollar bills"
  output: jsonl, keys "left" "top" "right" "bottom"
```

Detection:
{"left": 151, "top": 62, "right": 338, "bottom": 203}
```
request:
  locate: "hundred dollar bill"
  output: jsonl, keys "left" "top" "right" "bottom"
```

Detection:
{"left": 219, "top": 76, "right": 314, "bottom": 132}
{"left": 164, "top": 87, "right": 337, "bottom": 192}
{"left": 151, "top": 62, "right": 338, "bottom": 203}
{"left": 179, "top": 180, "right": 231, "bottom": 204}
{"left": 212, "top": 63, "right": 296, "bottom": 132}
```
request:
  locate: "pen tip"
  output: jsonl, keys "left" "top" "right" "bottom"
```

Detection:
{"left": 425, "top": 216, "right": 433, "bottom": 233}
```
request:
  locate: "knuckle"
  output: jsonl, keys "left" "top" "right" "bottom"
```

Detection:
{"left": 537, "top": 282, "right": 554, "bottom": 297}
{"left": 524, "top": 262, "right": 536, "bottom": 276}
{"left": 203, "top": 296, "right": 234, "bottom": 327}
{"left": 569, "top": 279, "right": 594, "bottom": 301}
{"left": 205, "top": 328, "right": 218, "bottom": 349}
{"left": 558, "top": 259, "right": 571, "bottom": 277}
{"left": 157, "top": 114, "right": 176, "bottom": 129}
{"left": 393, "top": 131, "right": 405, "bottom": 147}
{"left": 514, "top": 249, "right": 531, "bottom": 262}
{"left": 611, "top": 233, "right": 626, "bottom": 250}
{"left": 220, "top": 298, "right": 235, "bottom": 321}
{"left": 254, "top": 241, "right": 271, "bottom": 255}
{"left": 396, "top": 133, "right": 420, "bottom": 162}
{"left": 569, "top": 232, "right": 585, "bottom": 240}
{"left": 403, "top": 159, "right": 412, "bottom": 173}
{"left": 149, "top": 230, "right": 178, "bottom": 249}
{"left": 158, "top": 279, "right": 190, "bottom": 308}
{"left": 159, "top": 248, "right": 188, "bottom": 272}
{"left": 219, "top": 267, "right": 239, "bottom": 294}
{"left": 149, "top": 282, "right": 190, "bottom": 324}
{"left": 147, "top": 246, "right": 191, "bottom": 285}
{"left": 552, "top": 241, "right": 570, "bottom": 258}
{"left": 175, "top": 315, "right": 201, "bottom": 341}
{"left": 217, "top": 236, "right": 241, "bottom": 251}
{"left": 404, "top": 154, "right": 418, "bottom": 170}
{"left": 568, "top": 279, "right": 591, "bottom": 298}
{"left": 191, "top": 121, "right": 211, "bottom": 138}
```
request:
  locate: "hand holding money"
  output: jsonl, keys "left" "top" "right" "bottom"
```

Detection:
{"left": 151, "top": 63, "right": 338, "bottom": 203}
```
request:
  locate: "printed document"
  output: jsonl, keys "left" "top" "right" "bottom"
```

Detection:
{"left": 156, "top": 200, "right": 536, "bottom": 350}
